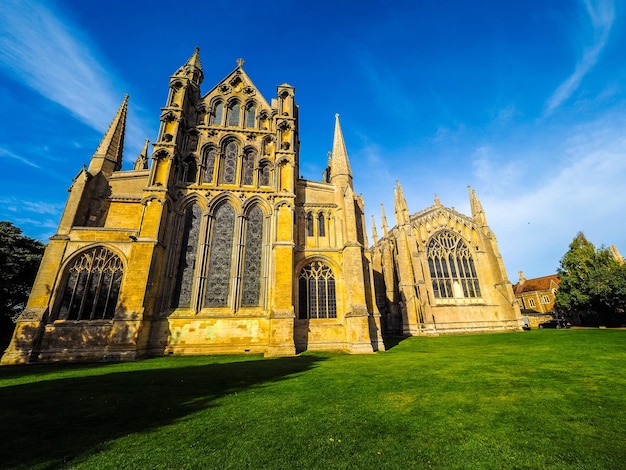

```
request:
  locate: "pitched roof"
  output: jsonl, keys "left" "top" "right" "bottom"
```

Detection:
{"left": 513, "top": 274, "right": 560, "bottom": 295}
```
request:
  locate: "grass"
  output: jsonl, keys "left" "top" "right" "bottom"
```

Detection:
{"left": 1, "top": 330, "right": 625, "bottom": 469}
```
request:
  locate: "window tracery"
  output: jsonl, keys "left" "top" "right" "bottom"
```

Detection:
{"left": 203, "top": 147, "right": 217, "bottom": 183}
{"left": 56, "top": 247, "right": 123, "bottom": 321}
{"left": 171, "top": 204, "right": 202, "bottom": 307}
{"left": 220, "top": 141, "right": 238, "bottom": 184}
{"left": 241, "top": 206, "right": 263, "bottom": 306}
{"left": 298, "top": 261, "right": 337, "bottom": 319}
{"left": 427, "top": 231, "right": 481, "bottom": 299}
{"left": 242, "top": 149, "right": 255, "bottom": 185}
{"left": 204, "top": 203, "right": 235, "bottom": 307}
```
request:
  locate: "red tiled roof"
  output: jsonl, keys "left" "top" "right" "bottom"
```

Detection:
{"left": 513, "top": 274, "right": 560, "bottom": 294}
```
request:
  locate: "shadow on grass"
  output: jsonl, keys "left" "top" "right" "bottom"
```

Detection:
{"left": 0, "top": 355, "right": 325, "bottom": 469}
{"left": 382, "top": 335, "right": 407, "bottom": 350}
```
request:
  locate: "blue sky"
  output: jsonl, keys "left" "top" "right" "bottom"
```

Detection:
{"left": 1, "top": 0, "right": 625, "bottom": 281}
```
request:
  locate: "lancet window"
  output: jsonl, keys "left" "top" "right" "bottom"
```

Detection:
{"left": 242, "top": 149, "right": 255, "bottom": 185}
{"left": 55, "top": 247, "right": 123, "bottom": 321}
{"left": 227, "top": 101, "right": 241, "bottom": 127}
{"left": 427, "top": 230, "right": 481, "bottom": 299}
{"left": 203, "top": 147, "right": 217, "bottom": 183}
{"left": 306, "top": 213, "right": 314, "bottom": 236}
{"left": 318, "top": 213, "right": 325, "bottom": 237}
{"left": 245, "top": 103, "right": 256, "bottom": 128}
{"left": 220, "top": 141, "right": 238, "bottom": 184}
{"left": 298, "top": 261, "right": 337, "bottom": 319}
{"left": 211, "top": 101, "right": 223, "bottom": 125}
{"left": 259, "top": 161, "right": 270, "bottom": 186}
{"left": 171, "top": 204, "right": 202, "bottom": 308}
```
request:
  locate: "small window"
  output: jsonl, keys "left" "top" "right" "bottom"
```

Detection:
{"left": 528, "top": 298, "right": 536, "bottom": 307}
{"left": 228, "top": 102, "right": 240, "bottom": 127}
{"left": 211, "top": 102, "right": 223, "bottom": 125}
{"left": 245, "top": 103, "right": 256, "bottom": 128}
{"left": 542, "top": 295, "right": 550, "bottom": 304}
{"left": 318, "top": 213, "right": 325, "bottom": 237}
{"left": 307, "top": 213, "right": 314, "bottom": 236}
{"left": 259, "top": 162, "right": 270, "bottom": 186}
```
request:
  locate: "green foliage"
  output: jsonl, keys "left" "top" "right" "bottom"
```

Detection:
{"left": 1, "top": 331, "right": 625, "bottom": 469}
{"left": 0, "top": 222, "right": 44, "bottom": 349}
{"left": 555, "top": 232, "right": 626, "bottom": 325}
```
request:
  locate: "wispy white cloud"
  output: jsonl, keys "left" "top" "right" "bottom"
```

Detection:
{"left": 0, "top": 147, "right": 41, "bottom": 169}
{"left": 0, "top": 1, "right": 122, "bottom": 130}
{"left": 0, "top": 197, "right": 64, "bottom": 216}
{"left": 0, "top": 0, "right": 154, "bottom": 158}
{"left": 545, "top": 0, "right": 615, "bottom": 114}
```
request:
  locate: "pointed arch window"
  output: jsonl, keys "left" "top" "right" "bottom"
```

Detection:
{"left": 242, "top": 149, "right": 255, "bottom": 185}
{"left": 171, "top": 204, "right": 202, "bottom": 308}
{"left": 220, "top": 141, "right": 238, "bottom": 184}
{"left": 203, "top": 147, "right": 217, "bottom": 183}
{"left": 183, "top": 156, "right": 197, "bottom": 183}
{"left": 298, "top": 261, "right": 336, "bottom": 319}
{"left": 245, "top": 103, "right": 256, "bottom": 128}
{"left": 241, "top": 205, "right": 264, "bottom": 306}
{"left": 227, "top": 101, "right": 240, "bottom": 127}
{"left": 427, "top": 231, "right": 481, "bottom": 299}
{"left": 318, "top": 213, "right": 325, "bottom": 237}
{"left": 204, "top": 203, "right": 236, "bottom": 307}
{"left": 306, "top": 213, "right": 314, "bottom": 236}
{"left": 259, "top": 161, "right": 270, "bottom": 187}
{"left": 211, "top": 101, "right": 223, "bottom": 125}
{"left": 56, "top": 247, "right": 123, "bottom": 321}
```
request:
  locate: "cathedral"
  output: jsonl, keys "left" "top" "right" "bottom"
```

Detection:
{"left": 2, "top": 49, "right": 521, "bottom": 364}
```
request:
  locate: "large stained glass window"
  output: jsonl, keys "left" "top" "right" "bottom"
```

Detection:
{"left": 242, "top": 149, "right": 255, "bottom": 185}
{"left": 427, "top": 231, "right": 481, "bottom": 299}
{"left": 56, "top": 247, "right": 123, "bottom": 321}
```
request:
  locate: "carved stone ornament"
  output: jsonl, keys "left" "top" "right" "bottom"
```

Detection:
{"left": 243, "top": 86, "right": 255, "bottom": 95}
{"left": 277, "top": 120, "right": 291, "bottom": 131}
{"left": 230, "top": 76, "right": 242, "bottom": 87}
{"left": 246, "top": 133, "right": 257, "bottom": 141}
{"left": 219, "top": 84, "right": 231, "bottom": 93}
{"left": 207, "top": 130, "right": 218, "bottom": 138}
{"left": 161, "top": 110, "right": 176, "bottom": 122}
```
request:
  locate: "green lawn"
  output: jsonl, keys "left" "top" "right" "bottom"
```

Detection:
{"left": 1, "top": 330, "right": 625, "bottom": 469}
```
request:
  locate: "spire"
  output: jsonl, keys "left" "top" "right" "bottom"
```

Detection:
{"left": 371, "top": 215, "right": 379, "bottom": 245}
{"left": 434, "top": 193, "right": 441, "bottom": 207}
{"left": 329, "top": 114, "right": 353, "bottom": 187}
{"left": 88, "top": 94, "right": 128, "bottom": 176}
{"left": 394, "top": 180, "right": 410, "bottom": 225}
{"left": 381, "top": 204, "right": 389, "bottom": 237}
{"left": 133, "top": 139, "right": 150, "bottom": 170}
{"left": 468, "top": 186, "right": 487, "bottom": 226}
{"left": 175, "top": 46, "right": 203, "bottom": 85}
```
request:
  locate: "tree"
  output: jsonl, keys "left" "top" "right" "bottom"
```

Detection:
{"left": 555, "top": 232, "right": 626, "bottom": 326}
{"left": 0, "top": 222, "right": 45, "bottom": 351}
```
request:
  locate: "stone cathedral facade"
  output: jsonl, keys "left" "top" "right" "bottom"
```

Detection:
{"left": 2, "top": 49, "right": 521, "bottom": 364}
